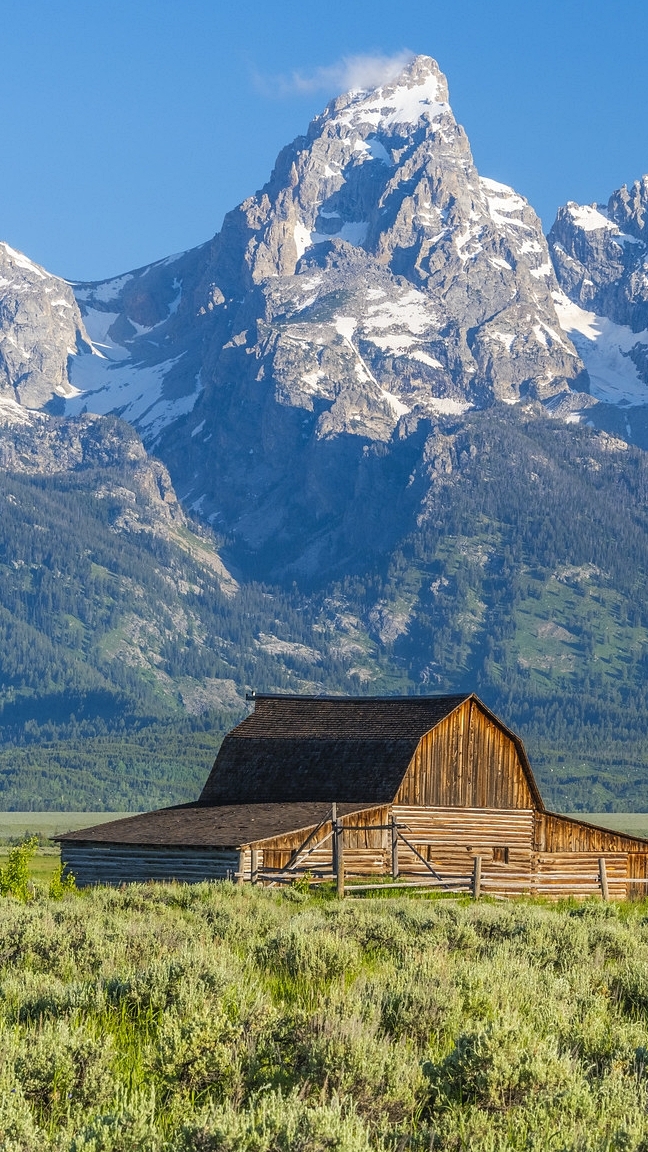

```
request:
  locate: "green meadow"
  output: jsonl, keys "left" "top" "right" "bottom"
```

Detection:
{"left": 0, "top": 812, "right": 131, "bottom": 845}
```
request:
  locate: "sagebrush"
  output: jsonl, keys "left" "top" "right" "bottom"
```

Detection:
{"left": 3, "top": 884, "right": 648, "bottom": 1150}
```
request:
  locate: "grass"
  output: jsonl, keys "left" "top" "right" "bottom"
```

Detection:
{"left": 567, "top": 813, "right": 648, "bottom": 838}
{"left": 0, "top": 812, "right": 132, "bottom": 844}
{"left": 0, "top": 847, "right": 60, "bottom": 883}
{"left": 4, "top": 884, "right": 648, "bottom": 1149}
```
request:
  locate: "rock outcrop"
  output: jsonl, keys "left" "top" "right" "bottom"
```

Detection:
{"left": 0, "top": 242, "right": 90, "bottom": 409}
{"left": 548, "top": 177, "right": 648, "bottom": 419}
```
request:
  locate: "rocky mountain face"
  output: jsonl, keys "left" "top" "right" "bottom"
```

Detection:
{"left": 194, "top": 54, "right": 583, "bottom": 415}
{"left": 0, "top": 242, "right": 90, "bottom": 410}
{"left": 547, "top": 178, "right": 648, "bottom": 443}
{"left": 0, "top": 56, "right": 591, "bottom": 579}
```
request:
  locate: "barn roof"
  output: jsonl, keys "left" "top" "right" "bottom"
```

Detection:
{"left": 56, "top": 802, "right": 381, "bottom": 849}
{"left": 198, "top": 693, "right": 472, "bottom": 806}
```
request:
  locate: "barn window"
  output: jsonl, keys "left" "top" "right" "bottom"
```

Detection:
{"left": 493, "top": 847, "right": 509, "bottom": 863}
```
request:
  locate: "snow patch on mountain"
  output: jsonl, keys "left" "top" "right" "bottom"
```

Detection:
{"left": 0, "top": 242, "right": 52, "bottom": 280}
{"left": 565, "top": 203, "right": 616, "bottom": 232}
{"left": 553, "top": 291, "right": 648, "bottom": 406}
{"left": 68, "top": 350, "right": 203, "bottom": 444}
{"left": 333, "top": 64, "right": 449, "bottom": 130}
{"left": 0, "top": 395, "right": 41, "bottom": 426}
{"left": 481, "top": 178, "right": 531, "bottom": 231}
{"left": 75, "top": 274, "right": 135, "bottom": 304}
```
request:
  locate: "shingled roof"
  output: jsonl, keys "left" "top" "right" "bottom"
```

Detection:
{"left": 199, "top": 693, "right": 470, "bottom": 806}
{"left": 57, "top": 802, "right": 381, "bottom": 849}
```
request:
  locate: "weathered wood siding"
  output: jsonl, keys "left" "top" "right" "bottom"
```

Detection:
{"left": 379, "top": 807, "right": 648, "bottom": 899}
{"left": 628, "top": 853, "right": 648, "bottom": 899}
{"left": 393, "top": 805, "right": 534, "bottom": 893}
{"left": 62, "top": 843, "right": 241, "bottom": 886}
{"left": 258, "top": 806, "right": 389, "bottom": 877}
{"left": 532, "top": 852, "right": 628, "bottom": 898}
{"left": 535, "top": 811, "right": 648, "bottom": 854}
{"left": 394, "top": 699, "right": 535, "bottom": 809}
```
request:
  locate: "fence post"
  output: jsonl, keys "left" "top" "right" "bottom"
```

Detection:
{"left": 335, "top": 817, "right": 345, "bottom": 898}
{"left": 599, "top": 857, "right": 610, "bottom": 901}
{"left": 250, "top": 849, "right": 259, "bottom": 885}
{"left": 472, "top": 855, "right": 482, "bottom": 900}
{"left": 331, "top": 803, "right": 338, "bottom": 877}
{"left": 391, "top": 814, "right": 399, "bottom": 879}
{"left": 236, "top": 849, "right": 246, "bottom": 886}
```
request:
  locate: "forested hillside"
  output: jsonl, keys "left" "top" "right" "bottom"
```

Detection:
{"left": 1, "top": 406, "right": 648, "bottom": 811}
{"left": 0, "top": 415, "right": 354, "bottom": 809}
{"left": 326, "top": 406, "right": 648, "bottom": 811}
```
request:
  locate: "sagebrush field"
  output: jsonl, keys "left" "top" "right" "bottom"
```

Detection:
{"left": 3, "top": 884, "right": 648, "bottom": 1150}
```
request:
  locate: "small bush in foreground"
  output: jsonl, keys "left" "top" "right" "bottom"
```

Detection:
{"left": 0, "top": 837, "right": 38, "bottom": 901}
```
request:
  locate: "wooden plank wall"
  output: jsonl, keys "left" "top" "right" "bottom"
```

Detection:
{"left": 394, "top": 699, "right": 535, "bottom": 809}
{"left": 258, "top": 822, "right": 330, "bottom": 873}
{"left": 535, "top": 812, "right": 648, "bottom": 854}
{"left": 259, "top": 807, "right": 389, "bottom": 877}
{"left": 628, "top": 853, "right": 648, "bottom": 899}
{"left": 62, "top": 843, "right": 241, "bottom": 886}
{"left": 360, "top": 807, "right": 648, "bottom": 899}
{"left": 533, "top": 853, "right": 629, "bottom": 899}
{"left": 394, "top": 805, "right": 534, "bottom": 893}
{"left": 257, "top": 804, "right": 648, "bottom": 898}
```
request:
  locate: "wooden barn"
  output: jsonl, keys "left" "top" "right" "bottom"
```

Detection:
{"left": 58, "top": 693, "right": 648, "bottom": 899}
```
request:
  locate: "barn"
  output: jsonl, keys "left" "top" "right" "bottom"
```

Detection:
{"left": 58, "top": 693, "right": 648, "bottom": 898}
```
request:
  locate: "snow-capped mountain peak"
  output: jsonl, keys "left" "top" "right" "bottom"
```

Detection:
{"left": 0, "top": 52, "right": 592, "bottom": 550}
{"left": 326, "top": 54, "right": 450, "bottom": 129}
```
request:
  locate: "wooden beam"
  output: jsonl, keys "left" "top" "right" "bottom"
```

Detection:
{"left": 391, "top": 814, "right": 399, "bottom": 879}
{"left": 599, "top": 857, "right": 610, "bottom": 901}
{"left": 284, "top": 811, "right": 332, "bottom": 871}
{"left": 335, "top": 816, "right": 345, "bottom": 899}
{"left": 472, "top": 854, "right": 482, "bottom": 899}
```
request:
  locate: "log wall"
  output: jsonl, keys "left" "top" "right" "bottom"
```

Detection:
{"left": 393, "top": 804, "right": 533, "bottom": 893}
{"left": 62, "top": 843, "right": 241, "bottom": 886}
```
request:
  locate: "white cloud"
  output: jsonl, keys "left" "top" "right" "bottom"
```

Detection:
{"left": 255, "top": 51, "right": 415, "bottom": 99}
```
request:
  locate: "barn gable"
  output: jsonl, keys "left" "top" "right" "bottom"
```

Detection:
{"left": 395, "top": 696, "right": 542, "bottom": 810}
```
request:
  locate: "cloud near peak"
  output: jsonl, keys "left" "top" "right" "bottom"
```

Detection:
{"left": 255, "top": 51, "right": 415, "bottom": 99}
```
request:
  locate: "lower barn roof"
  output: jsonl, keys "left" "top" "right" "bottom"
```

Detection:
{"left": 56, "top": 802, "right": 382, "bottom": 850}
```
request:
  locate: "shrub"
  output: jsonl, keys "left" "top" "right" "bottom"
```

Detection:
{"left": 255, "top": 920, "right": 361, "bottom": 987}
{"left": 177, "top": 1089, "right": 375, "bottom": 1152}
{"left": 0, "top": 838, "right": 38, "bottom": 901}
{"left": 49, "top": 864, "right": 77, "bottom": 900}
{"left": 3, "top": 886, "right": 648, "bottom": 1149}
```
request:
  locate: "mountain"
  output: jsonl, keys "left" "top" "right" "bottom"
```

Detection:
{"left": 0, "top": 411, "right": 373, "bottom": 808}
{"left": 0, "top": 242, "right": 90, "bottom": 411}
{"left": 62, "top": 55, "right": 589, "bottom": 579}
{"left": 2, "top": 55, "right": 648, "bottom": 810}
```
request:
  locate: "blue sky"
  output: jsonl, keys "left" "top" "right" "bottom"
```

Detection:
{"left": 2, "top": 0, "right": 647, "bottom": 281}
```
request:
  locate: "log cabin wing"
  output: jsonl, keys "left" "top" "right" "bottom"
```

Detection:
{"left": 58, "top": 693, "right": 648, "bottom": 898}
